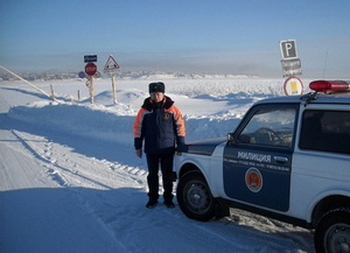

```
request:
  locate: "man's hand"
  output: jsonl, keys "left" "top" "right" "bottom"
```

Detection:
{"left": 136, "top": 149, "right": 142, "bottom": 158}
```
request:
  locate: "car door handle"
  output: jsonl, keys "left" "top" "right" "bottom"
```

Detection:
{"left": 274, "top": 156, "right": 289, "bottom": 164}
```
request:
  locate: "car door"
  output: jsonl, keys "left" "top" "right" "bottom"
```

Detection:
{"left": 223, "top": 104, "right": 298, "bottom": 212}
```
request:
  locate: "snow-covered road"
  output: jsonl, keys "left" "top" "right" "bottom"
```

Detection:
{"left": 0, "top": 78, "right": 314, "bottom": 253}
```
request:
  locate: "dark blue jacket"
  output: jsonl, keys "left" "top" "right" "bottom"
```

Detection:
{"left": 133, "top": 96, "right": 185, "bottom": 154}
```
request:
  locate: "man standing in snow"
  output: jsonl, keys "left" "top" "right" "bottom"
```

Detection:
{"left": 133, "top": 82, "right": 186, "bottom": 209}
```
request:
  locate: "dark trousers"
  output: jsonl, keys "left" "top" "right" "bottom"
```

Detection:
{"left": 146, "top": 153, "right": 174, "bottom": 202}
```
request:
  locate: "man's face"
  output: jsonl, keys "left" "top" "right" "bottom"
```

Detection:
{"left": 150, "top": 92, "right": 164, "bottom": 103}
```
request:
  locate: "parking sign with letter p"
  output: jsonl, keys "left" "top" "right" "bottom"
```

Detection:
{"left": 280, "top": 39, "right": 298, "bottom": 59}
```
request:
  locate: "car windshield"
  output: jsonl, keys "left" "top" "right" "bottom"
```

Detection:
{"left": 239, "top": 107, "right": 296, "bottom": 147}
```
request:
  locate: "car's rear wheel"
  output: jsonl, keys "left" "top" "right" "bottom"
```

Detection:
{"left": 177, "top": 171, "right": 216, "bottom": 221}
{"left": 314, "top": 208, "right": 350, "bottom": 253}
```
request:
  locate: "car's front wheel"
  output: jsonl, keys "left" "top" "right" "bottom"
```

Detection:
{"left": 177, "top": 171, "right": 216, "bottom": 221}
{"left": 314, "top": 208, "right": 350, "bottom": 253}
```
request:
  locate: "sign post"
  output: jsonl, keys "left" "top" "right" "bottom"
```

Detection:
{"left": 104, "top": 55, "right": 120, "bottom": 104}
{"left": 279, "top": 39, "right": 303, "bottom": 96}
{"left": 85, "top": 62, "right": 97, "bottom": 104}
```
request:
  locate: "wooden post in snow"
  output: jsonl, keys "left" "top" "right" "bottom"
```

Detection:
{"left": 85, "top": 76, "right": 94, "bottom": 104}
{"left": 89, "top": 76, "right": 94, "bottom": 104}
{"left": 111, "top": 74, "right": 117, "bottom": 104}
{"left": 50, "top": 84, "right": 57, "bottom": 102}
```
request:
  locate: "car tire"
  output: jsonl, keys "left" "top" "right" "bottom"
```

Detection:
{"left": 314, "top": 208, "right": 350, "bottom": 253}
{"left": 177, "top": 171, "right": 216, "bottom": 221}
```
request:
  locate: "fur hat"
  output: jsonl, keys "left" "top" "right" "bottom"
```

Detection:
{"left": 149, "top": 82, "right": 165, "bottom": 93}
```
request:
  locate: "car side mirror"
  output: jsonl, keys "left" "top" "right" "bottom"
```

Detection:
{"left": 227, "top": 133, "right": 235, "bottom": 142}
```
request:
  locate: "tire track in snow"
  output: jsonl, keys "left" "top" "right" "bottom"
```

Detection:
{"left": 10, "top": 130, "right": 136, "bottom": 252}
{"left": 11, "top": 130, "right": 114, "bottom": 189}
{"left": 109, "top": 163, "right": 147, "bottom": 185}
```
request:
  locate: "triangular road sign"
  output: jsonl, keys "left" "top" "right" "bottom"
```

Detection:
{"left": 104, "top": 55, "right": 120, "bottom": 71}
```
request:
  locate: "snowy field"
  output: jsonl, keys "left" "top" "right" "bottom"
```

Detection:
{"left": 0, "top": 76, "right": 315, "bottom": 253}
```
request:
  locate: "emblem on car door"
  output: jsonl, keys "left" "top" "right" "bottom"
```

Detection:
{"left": 245, "top": 167, "right": 263, "bottom": 193}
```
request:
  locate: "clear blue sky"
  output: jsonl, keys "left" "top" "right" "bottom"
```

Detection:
{"left": 1, "top": 0, "right": 350, "bottom": 78}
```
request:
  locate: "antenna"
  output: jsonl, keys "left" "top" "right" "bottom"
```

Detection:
{"left": 322, "top": 51, "right": 328, "bottom": 78}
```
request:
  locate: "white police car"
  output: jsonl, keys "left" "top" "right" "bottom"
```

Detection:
{"left": 175, "top": 80, "right": 350, "bottom": 253}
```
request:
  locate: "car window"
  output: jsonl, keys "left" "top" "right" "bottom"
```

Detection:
{"left": 238, "top": 107, "right": 296, "bottom": 148}
{"left": 299, "top": 110, "right": 350, "bottom": 155}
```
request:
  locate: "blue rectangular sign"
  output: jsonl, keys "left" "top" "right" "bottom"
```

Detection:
{"left": 84, "top": 55, "right": 97, "bottom": 63}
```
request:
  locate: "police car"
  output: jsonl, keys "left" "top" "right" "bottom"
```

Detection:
{"left": 175, "top": 80, "right": 350, "bottom": 253}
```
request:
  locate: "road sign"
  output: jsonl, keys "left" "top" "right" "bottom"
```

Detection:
{"left": 281, "top": 59, "right": 302, "bottom": 77}
{"left": 283, "top": 76, "right": 303, "bottom": 96}
{"left": 104, "top": 55, "right": 120, "bottom": 72}
{"left": 78, "top": 71, "right": 86, "bottom": 78}
{"left": 85, "top": 62, "right": 97, "bottom": 76}
{"left": 280, "top": 39, "right": 298, "bottom": 59}
{"left": 84, "top": 55, "right": 97, "bottom": 63}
